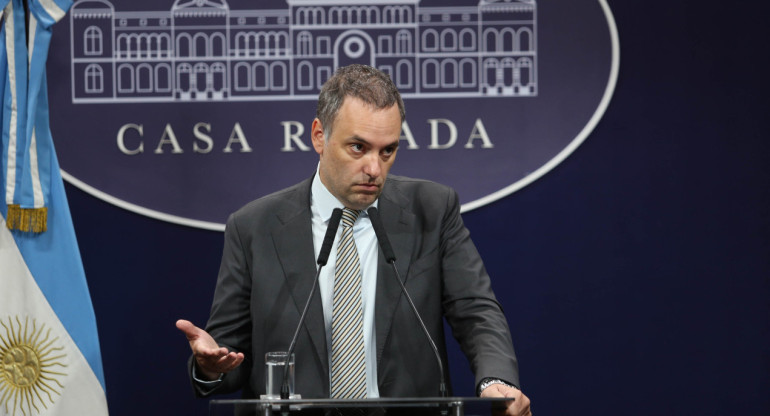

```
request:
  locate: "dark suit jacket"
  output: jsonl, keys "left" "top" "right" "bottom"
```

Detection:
{"left": 191, "top": 174, "right": 519, "bottom": 399}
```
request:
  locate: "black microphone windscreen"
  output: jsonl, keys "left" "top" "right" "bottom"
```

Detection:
{"left": 317, "top": 208, "right": 343, "bottom": 266}
{"left": 367, "top": 207, "right": 396, "bottom": 262}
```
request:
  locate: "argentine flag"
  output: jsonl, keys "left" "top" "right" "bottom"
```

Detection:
{"left": 1, "top": 0, "right": 108, "bottom": 414}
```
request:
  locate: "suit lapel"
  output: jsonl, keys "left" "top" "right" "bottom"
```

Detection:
{"left": 272, "top": 179, "right": 329, "bottom": 379}
{"left": 374, "top": 185, "right": 415, "bottom": 365}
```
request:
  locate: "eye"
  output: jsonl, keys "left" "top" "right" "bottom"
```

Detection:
{"left": 351, "top": 143, "right": 364, "bottom": 152}
{"left": 382, "top": 146, "right": 396, "bottom": 157}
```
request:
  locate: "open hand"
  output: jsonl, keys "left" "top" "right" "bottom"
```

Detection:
{"left": 176, "top": 319, "right": 244, "bottom": 380}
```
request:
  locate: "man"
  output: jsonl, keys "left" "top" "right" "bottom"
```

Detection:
{"left": 177, "top": 65, "right": 531, "bottom": 415}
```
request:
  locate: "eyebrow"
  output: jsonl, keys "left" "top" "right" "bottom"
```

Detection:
{"left": 348, "top": 136, "right": 400, "bottom": 149}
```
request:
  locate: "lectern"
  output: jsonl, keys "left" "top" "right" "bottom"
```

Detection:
{"left": 210, "top": 397, "right": 509, "bottom": 416}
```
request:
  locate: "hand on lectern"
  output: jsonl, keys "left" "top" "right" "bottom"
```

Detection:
{"left": 481, "top": 383, "right": 532, "bottom": 416}
{"left": 176, "top": 319, "right": 245, "bottom": 380}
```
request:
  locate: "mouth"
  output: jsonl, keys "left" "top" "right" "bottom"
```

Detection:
{"left": 354, "top": 183, "right": 380, "bottom": 193}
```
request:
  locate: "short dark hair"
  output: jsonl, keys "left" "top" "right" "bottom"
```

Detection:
{"left": 316, "top": 64, "right": 406, "bottom": 139}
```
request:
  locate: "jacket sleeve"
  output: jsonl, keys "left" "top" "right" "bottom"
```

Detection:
{"left": 189, "top": 213, "right": 254, "bottom": 397}
{"left": 438, "top": 187, "right": 521, "bottom": 389}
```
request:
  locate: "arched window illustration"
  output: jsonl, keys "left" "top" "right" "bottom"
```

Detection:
{"left": 194, "top": 63, "right": 208, "bottom": 92}
{"left": 146, "top": 34, "right": 157, "bottom": 58}
{"left": 501, "top": 58, "right": 515, "bottom": 87}
{"left": 137, "top": 34, "right": 150, "bottom": 59}
{"left": 441, "top": 59, "right": 458, "bottom": 87}
{"left": 84, "top": 64, "right": 103, "bottom": 93}
{"left": 235, "top": 32, "right": 247, "bottom": 57}
{"left": 136, "top": 64, "right": 153, "bottom": 93}
{"left": 422, "top": 29, "right": 439, "bottom": 52}
{"left": 177, "top": 63, "right": 192, "bottom": 92}
{"left": 270, "top": 62, "right": 287, "bottom": 90}
{"left": 256, "top": 33, "right": 268, "bottom": 56}
{"left": 176, "top": 33, "right": 192, "bottom": 57}
{"left": 297, "top": 7, "right": 324, "bottom": 25}
{"left": 500, "top": 28, "right": 516, "bottom": 52}
{"left": 117, "top": 64, "right": 134, "bottom": 93}
{"left": 277, "top": 33, "right": 289, "bottom": 56}
{"left": 146, "top": 34, "right": 160, "bottom": 58}
{"left": 117, "top": 34, "right": 129, "bottom": 58}
{"left": 297, "top": 61, "right": 313, "bottom": 90}
{"left": 84, "top": 26, "right": 102, "bottom": 56}
{"left": 396, "top": 30, "right": 411, "bottom": 54}
{"left": 211, "top": 33, "right": 226, "bottom": 57}
{"left": 483, "top": 58, "right": 499, "bottom": 87}
{"left": 193, "top": 33, "right": 209, "bottom": 57}
{"left": 422, "top": 59, "right": 440, "bottom": 88}
{"left": 518, "top": 28, "right": 534, "bottom": 52}
{"left": 329, "top": 7, "right": 345, "bottom": 24}
{"left": 253, "top": 62, "right": 269, "bottom": 91}
{"left": 518, "top": 57, "right": 533, "bottom": 86}
{"left": 363, "top": 7, "right": 380, "bottom": 24}
{"left": 317, "top": 66, "right": 332, "bottom": 87}
{"left": 317, "top": 36, "right": 331, "bottom": 55}
{"left": 483, "top": 28, "right": 498, "bottom": 52}
{"left": 297, "top": 32, "right": 313, "bottom": 56}
{"left": 440, "top": 29, "right": 457, "bottom": 51}
{"left": 459, "top": 28, "right": 475, "bottom": 51}
{"left": 459, "top": 58, "right": 476, "bottom": 87}
{"left": 379, "top": 35, "right": 392, "bottom": 54}
{"left": 246, "top": 32, "right": 259, "bottom": 56}
{"left": 234, "top": 62, "right": 251, "bottom": 91}
{"left": 211, "top": 63, "right": 226, "bottom": 92}
{"left": 396, "top": 59, "right": 412, "bottom": 89}
{"left": 155, "top": 64, "right": 172, "bottom": 92}
{"left": 383, "top": 6, "right": 395, "bottom": 23}
{"left": 158, "top": 34, "right": 171, "bottom": 58}
{"left": 118, "top": 34, "right": 139, "bottom": 58}
{"left": 383, "top": 6, "right": 411, "bottom": 24}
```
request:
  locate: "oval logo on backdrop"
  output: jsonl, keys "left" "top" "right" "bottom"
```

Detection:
{"left": 50, "top": 0, "right": 618, "bottom": 231}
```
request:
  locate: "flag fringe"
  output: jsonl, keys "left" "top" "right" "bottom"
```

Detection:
{"left": 6, "top": 204, "right": 48, "bottom": 232}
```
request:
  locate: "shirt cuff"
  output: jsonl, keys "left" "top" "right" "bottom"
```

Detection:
{"left": 192, "top": 364, "right": 224, "bottom": 385}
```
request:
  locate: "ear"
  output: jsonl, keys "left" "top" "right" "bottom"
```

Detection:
{"left": 311, "top": 118, "right": 325, "bottom": 156}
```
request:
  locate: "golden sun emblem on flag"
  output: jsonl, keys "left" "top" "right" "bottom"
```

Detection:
{"left": 0, "top": 316, "right": 67, "bottom": 416}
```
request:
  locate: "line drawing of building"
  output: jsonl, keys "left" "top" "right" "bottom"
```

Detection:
{"left": 70, "top": 0, "right": 537, "bottom": 103}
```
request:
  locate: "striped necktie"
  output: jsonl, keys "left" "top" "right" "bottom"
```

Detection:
{"left": 330, "top": 208, "right": 367, "bottom": 398}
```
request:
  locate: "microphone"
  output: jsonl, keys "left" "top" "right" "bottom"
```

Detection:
{"left": 280, "top": 208, "right": 343, "bottom": 400}
{"left": 367, "top": 207, "right": 449, "bottom": 398}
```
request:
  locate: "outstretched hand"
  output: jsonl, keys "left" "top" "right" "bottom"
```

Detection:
{"left": 481, "top": 383, "right": 532, "bottom": 416}
{"left": 176, "top": 319, "right": 245, "bottom": 380}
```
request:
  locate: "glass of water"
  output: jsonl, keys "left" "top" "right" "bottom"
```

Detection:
{"left": 264, "top": 351, "right": 294, "bottom": 399}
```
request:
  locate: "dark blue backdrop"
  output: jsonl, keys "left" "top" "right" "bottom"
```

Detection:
{"left": 62, "top": 1, "right": 769, "bottom": 414}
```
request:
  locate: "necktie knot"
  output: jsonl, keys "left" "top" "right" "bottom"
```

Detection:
{"left": 341, "top": 208, "right": 359, "bottom": 228}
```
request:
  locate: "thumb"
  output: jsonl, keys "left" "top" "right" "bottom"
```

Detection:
{"left": 176, "top": 319, "right": 200, "bottom": 340}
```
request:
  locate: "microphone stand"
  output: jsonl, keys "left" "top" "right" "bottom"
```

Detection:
{"left": 367, "top": 207, "right": 449, "bottom": 398}
{"left": 279, "top": 208, "right": 343, "bottom": 414}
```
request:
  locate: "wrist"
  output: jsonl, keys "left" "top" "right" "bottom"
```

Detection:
{"left": 194, "top": 361, "right": 223, "bottom": 381}
{"left": 477, "top": 378, "right": 518, "bottom": 396}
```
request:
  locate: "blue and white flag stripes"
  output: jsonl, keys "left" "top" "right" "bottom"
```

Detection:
{"left": 0, "top": 0, "right": 108, "bottom": 414}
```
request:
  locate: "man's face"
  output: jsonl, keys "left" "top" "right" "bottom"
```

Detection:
{"left": 312, "top": 97, "right": 402, "bottom": 210}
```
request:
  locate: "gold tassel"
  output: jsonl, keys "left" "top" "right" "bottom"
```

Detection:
{"left": 6, "top": 204, "right": 48, "bottom": 233}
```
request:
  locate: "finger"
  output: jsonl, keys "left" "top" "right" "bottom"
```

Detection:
{"left": 208, "top": 352, "right": 244, "bottom": 373}
{"left": 196, "top": 345, "right": 230, "bottom": 359}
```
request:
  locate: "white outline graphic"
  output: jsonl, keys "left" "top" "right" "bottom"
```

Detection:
{"left": 69, "top": 0, "right": 538, "bottom": 103}
{"left": 61, "top": 0, "right": 619, "bottom": 231}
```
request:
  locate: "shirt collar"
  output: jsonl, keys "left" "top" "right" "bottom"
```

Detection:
{"left": 311, "top": 164, "right": 378, "bottom": 223}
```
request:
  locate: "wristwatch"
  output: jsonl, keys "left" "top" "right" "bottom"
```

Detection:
{"left": 477, "top": 377, "right": 518, "bottom": 396}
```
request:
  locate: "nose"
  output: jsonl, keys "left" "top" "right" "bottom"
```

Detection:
{"left": 362, "top": 153, "right": 381, "bottom": 179}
